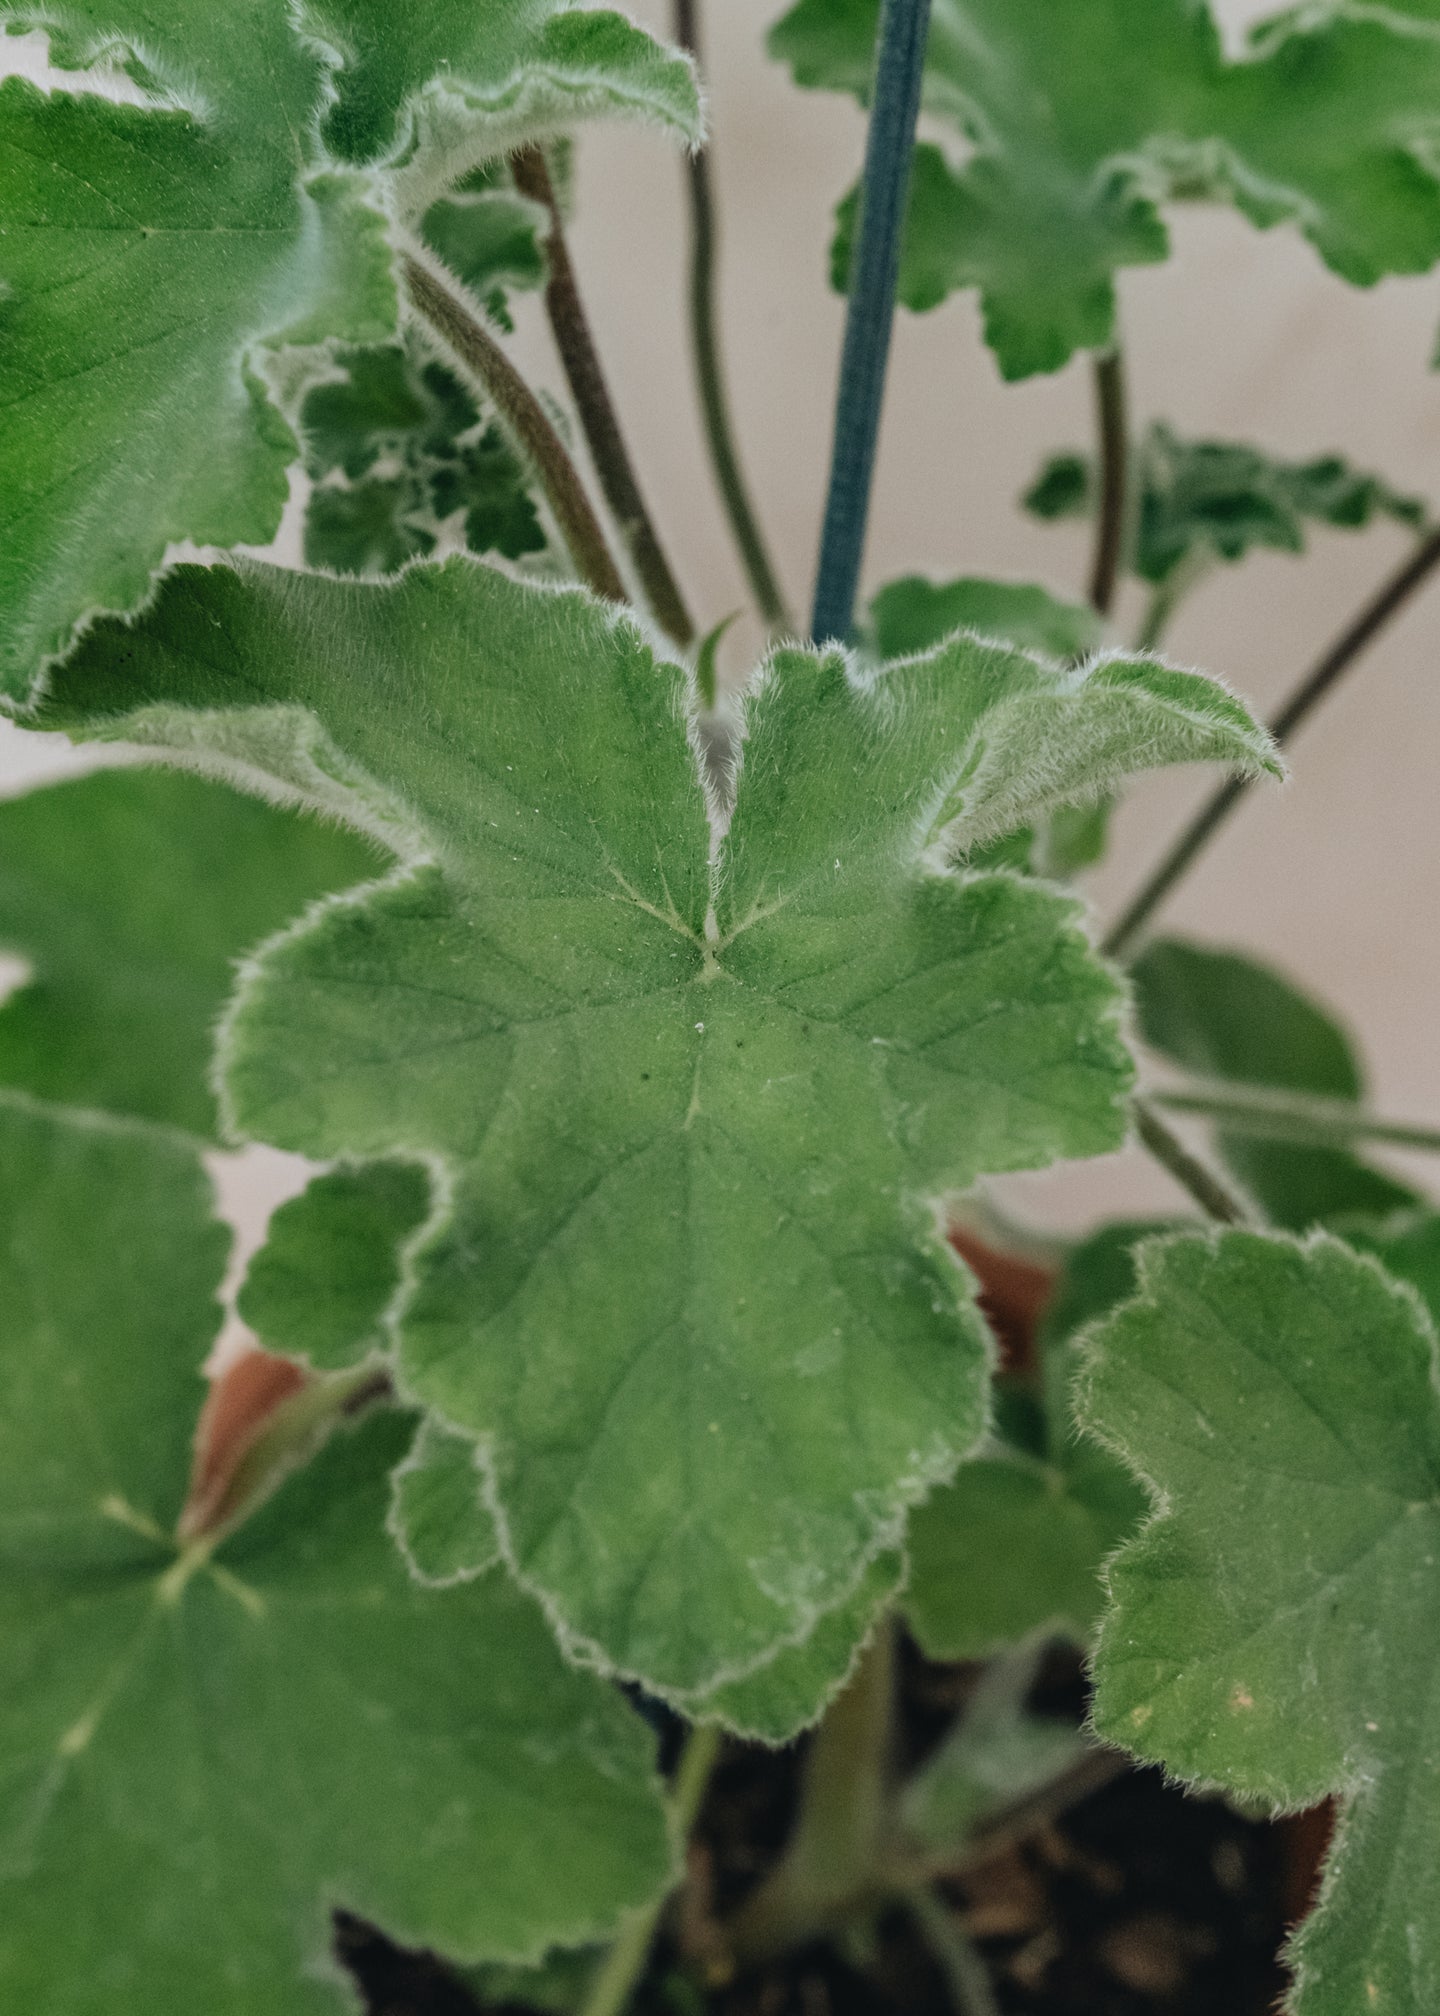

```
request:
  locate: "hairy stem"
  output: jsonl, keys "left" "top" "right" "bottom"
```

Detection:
{"left": 580, "top": 1721, "right": 723, "bottom": 2016}
{"left": 673, "top": 3, "right": 793, "bottom": 633}
{"left": 728, "top": 1618, "right": 897, "bottom": 1965}
{"left": 1104, "top": 522, "right": 1440, "bottom": 958}
{"left": 1087, "top": 349, "right": 1128, "bottom": 618}
{"left": 401, "top": 253, "right": 627, "bottom": 606}
{"left": 1154, "top": 1080, "right": 1440, "bottom": 1156}
{"left": 810, "top": 0, "right": 933, "bottom": 642}
{"left": 1133, "top": 1097, "right": 1256, "bottom": 1226}
{"left": 510, "top": 146, "right": 695, "bottom": 645}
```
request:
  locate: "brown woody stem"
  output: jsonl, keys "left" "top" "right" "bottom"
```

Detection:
{"left": 511, "top": 145, "right": 695, "bottom": 644}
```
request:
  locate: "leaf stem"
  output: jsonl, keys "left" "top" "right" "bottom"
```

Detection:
{"left": 510, "top": 146, "right": 695, "bottom": 645}
{"left": 810, "top": 0, "right": 933, "bottom": 642}
{"left": 1133, "top": 1097, "right": 1256, "bottom": 1226}
{"left": 728, "top": 1616, "right": 897, "bottom": 1964}
{"left": 401, "top": 252, "right": 628, "bottom": 606}
{"left": 672, "top": 2, "right": 794, "bottom": 634}
{"left": 579, "top": 1721, "right": 723, "bottom": 2016}
{"left": 1154, "top": 1079, "right": 1440, "bottom": 1156}
{"left": 903, "top": 1885, "right": 1000, "bottom": 2016}
{"left": 1103, "top": 522, "right": 1440, "bottom": 958}
{"left": 1087, "top": 348, "right": 1128, "bottom": 618}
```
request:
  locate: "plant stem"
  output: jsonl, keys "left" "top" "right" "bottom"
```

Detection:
{"left": 672, "top": 3, "right": 794, "bottom": 634}
{"left": 1103, "top": 522, "right": 1440, "bottom": 959}
{"left": 810, "top": 0, "right": 933, "bottom": 642}
{"left": 1133, "top": 1097, "right": 1256, "bottom": 1226}
{"left": 728, "top": 1617, "right": 897, "bottom": 1964}
{"left": 510, "top": 146, "right": 695, "bottom": 645}
{"left": 579, "top": 1721, "right": 723, "bottom": 2016}
{"left": 904, "top": 1885, "right": 1001, "bottom": 2016}
{"left": 1154, "top": 1079, "right": 1440, "bottom": 1156}
{"left": 1088, "top": 348, "right": 1128, "bottom": 618}
{"left": 401, "top": 252, "right": 628, "bottom": 607}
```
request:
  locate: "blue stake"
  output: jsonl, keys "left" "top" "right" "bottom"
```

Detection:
{"left": 809, "top": 0, "right": 933, "bottom": 645}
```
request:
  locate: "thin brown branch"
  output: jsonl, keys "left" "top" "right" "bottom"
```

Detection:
{"left": 511, "top": 144, "right": 695, "bottom": 644}
{"left": 673, "top": 0, "right": 793, "bottom": 631}
{"left": 1087, "top": 348, "right": 1128, "bottom": 618}
{"left": 1104, "top": 522, "right": 1440, "bottom": 959}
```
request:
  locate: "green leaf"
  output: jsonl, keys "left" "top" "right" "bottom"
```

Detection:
{"left": 1079, "top": 1228, "right": 1440, "bottom": 2016}
{"left": 774, "top": 0, "right": 1440, "bottom": 378}
{"left": 903, "top": 1223, "right": 1152, "bottom": 1660}
{"left": 1343, "top": 1212, "right": 1440, "bottom": 1329}
{"left": 300, "top": 343, "right": 547, "bottom": 576}
{"left": 308, "top": 1, "right": 702, "bottom": 213}
{"left": 1024, "top": 426, "right": 1428, "bottom": 584}
{"left": 391, "top": 1416, "right": 502, "bottom": 1586}
{"left": 0, "top": 1092, "right": 671, "bottom": 2008}
{"left": 421, "top": 164, "right": 548, "bottom": 330}
{"left": 866, "top": 575, "right": 1101, "bottom": 665}
{"left": 866, "top": 575, "right": 1109, "bottom": 874}
{"left": 1133, "top": 937, "right": 1420, "bottom": 1228}
{"left": 38, "top": 556, "right": 1275, "bottom": 1693}
{"left": 0, "top": 767, "right": 377, "bottom": 1135}
{"left": 0, "top": 8, "right": 394, "bottom": 697}
{"left": 237, "top": 1161, "right": 433, "bottom": 1369}
{"left": 686, "top": 1552, "right": 904, "bottom": 1745}
{"left": 305, "top": 480, "right": 439, "bottom": 577}
{"left": 900, "top": 1639, "right": 1090, "bottom": 1854}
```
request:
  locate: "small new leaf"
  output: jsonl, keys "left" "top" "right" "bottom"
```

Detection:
{"left": 38, "top": 556, "right": 1275, "bottom": 1694}
{"left": 300, "top": 343, "right": 546, "bottom": 576}
{"left": 1080, "top": 1229, "right": 1440, "bottom": 2016}
{"left": 0, "top": 769, "right": 376, "bottom": 1135}
{"left": 0, "top": 1094, "right": 670, "bottom": 2010}
{"left": 1024, "top": 426, "right": 1427, "bottom": 584}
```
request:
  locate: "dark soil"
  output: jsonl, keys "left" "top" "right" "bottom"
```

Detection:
{"left": 337, "top": 1633, "right": 1308, "bottom": 2016}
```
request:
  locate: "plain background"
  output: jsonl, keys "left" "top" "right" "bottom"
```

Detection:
{"left": 3, "top": 0, "right": 1438, "bottom": 1242}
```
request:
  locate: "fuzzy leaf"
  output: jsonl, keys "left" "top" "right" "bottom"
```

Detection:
{"left": 0, "top": 6, "right": 394, "bottom": 697}
{"left": 1024, "top": 426, "right": 1427, "bottom": 584}
{"left": 238, "top": 1161, "right": 433, "bottom": 1368}
{"left": 904, "top": 1223, "right": 1151, "bottom": 1660}
{"left": 0, "top": 1093, "right": 670, "bottom": 2009}
{"left": 0, "top": 768, "right": 376, "bottom": 1135}
{"left": 391, "top": 1415, "right": 502, "bottom": 1586}
{"left": 865, "top": 575, "right": 1108, "bottom": 874}
{"left": 0, "top": 0, "right": 697, "bottom": 696}
{"left": 308, "top": 0, "right": 701, "bottom": 213}
{"left": 38, "top": 556, "right": 1274, "bottom": 1693}
{"left": 774, "top": 0, "right": 1440, "bottom": 379}
{"left": 300, "top": 343, "right": 546, "bottom": 576}
{"left": 1080, "top": 1228, "right": 1440, "bottom": 2016}
{"left": 1133, "top": 937, "right": 1420, "bottom": 1228}
{"left": 685, "top": 1552, "right": 904, "bottom": 1744}
{"left": 421, "top": 163, "right": 549, "bottom": 329}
